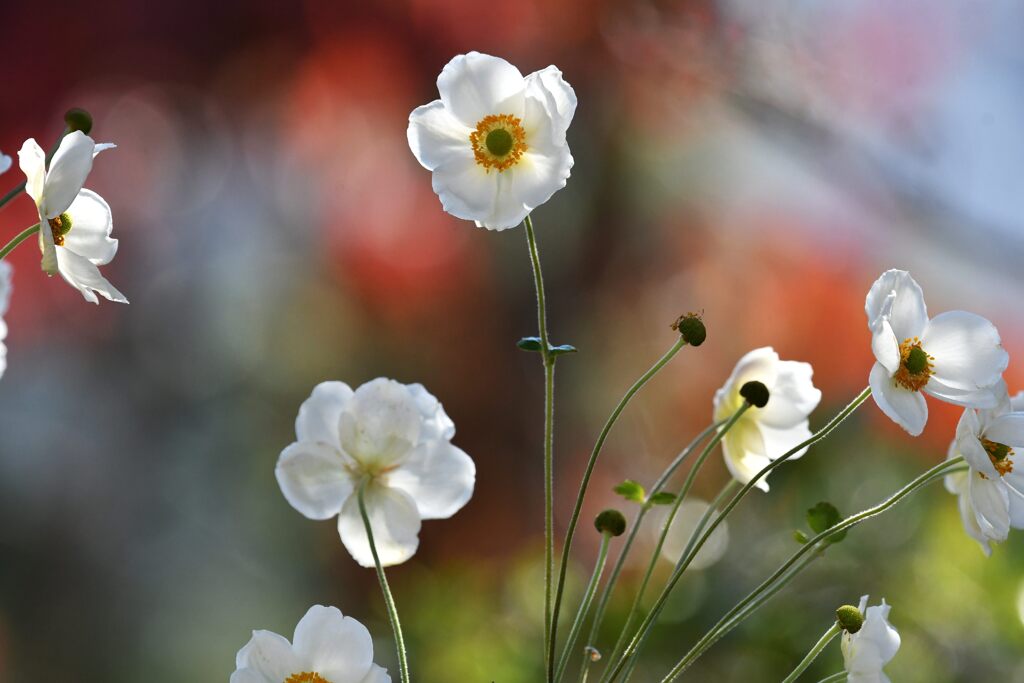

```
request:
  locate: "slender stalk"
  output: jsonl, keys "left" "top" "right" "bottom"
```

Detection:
{"left": 781, "top": 623, "right": 841, "bottom": 683}
{"left": 661, "top": 457, "right": 964, "bottom": 681}
{"left": 812, "top": 673, "right": 846, "bottom": 683}
{"left": 0, "top": 223, "right": 40, "bottom": 261}
{"left": 556, "top": 533, "right": 613, "bottom": 682}
{"left": 0, "top": 182, "right": 26, "bottom": 212}
{"left": 549, "top": 336, "right": 689, "bottom": 676}
{"left": 600, "top": 406, "right": 750, "bottom": 682}
{"left": 580, "top": 423, "right": 721, "bottom": 682}
{"left": 523, "top": 214, "right": 558, "bottom": 680}
{"left": 605, "top": 387, "right": 874, "bottom": 682}
{"left": 357, "top": 482, "right": 410, "bottom": 683}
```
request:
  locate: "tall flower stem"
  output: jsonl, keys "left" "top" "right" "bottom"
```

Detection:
{"left": 549, "top": 335, "right": 689, "bottom": 677}
{"left": 579, "top": 423, "right": 721, "bottom": 682}
{"left": 599, "top": 406, "right": 750, "bottom": 682}
{"left": 812, "top": 673, "right": 846, "bottom": 683}
{"left": 555, "top": 532, "right": 612, "bottom": 682}
{"left": 604, "top": 387, "right": 874, "bottom": 683}
{"left": 0, "top": 223, "right": 40, "bottom": 261}
{"left": 780, "top": 623, "right": 841, "bottom": 683}
{"left": 357, "top": 482, "right": 410, "bottom": 683}
{"left": 523, "top": 214, "right": 558, "bottom": 679}
{"left": 660, "top": 456, "right": 965, "bottom": 681}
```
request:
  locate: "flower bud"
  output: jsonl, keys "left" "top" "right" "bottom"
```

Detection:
{"left": 671, "top": 312, "right": 706, "bottom": 347}
{"left": 836, "top": 604, "right": 864, "bottom": 634}
{"left": 594, "top": 509, "right": 627, "bottom": 537}
{"left": 64, "top": 108, "right": 93, "bottom": 134}
{"left": 739, "top": 380, "right": 770, "bottom": 408}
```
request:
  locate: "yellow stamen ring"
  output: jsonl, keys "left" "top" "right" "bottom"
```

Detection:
{"left": 470, "top": 114, "right": 527, "bottom": 172}
{"left": 285, "top": 673, "right": 330, "bottom": 683}
{"left": 893, "top": 337, "right": 934, "bottom": 392}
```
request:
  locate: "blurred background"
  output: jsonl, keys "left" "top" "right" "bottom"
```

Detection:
{"left": 0, "top": 0, "right": 1022, "bottom": 680}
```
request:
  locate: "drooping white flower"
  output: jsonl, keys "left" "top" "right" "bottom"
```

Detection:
{"left": 231, "top": 605, "right": 390, "bottom": 683}
{"left": 944, "top": 383, "right": 1024, "bottom": 555}
{"left": 0, "top": 262, "right": 11, "bottom": 381}
{"left": 18, "top": 132, "right": 127, "bottom": 304}
{"left": 841, "top": 596, "right": 900, "bottom": 683}
{"left": 276, "top": 378, "right": 475, "bottom": 567}
{"left": 408, "top": 51, "right": 576, "bottom": 230}
{"left": 865, "top": 269, "right": 1006, "bottom": 436}
{"left": 713, "top": 347, "right": 822, "bottom": 492}
{"left": 652, "top": 498, "right": 729, "bottom": 570}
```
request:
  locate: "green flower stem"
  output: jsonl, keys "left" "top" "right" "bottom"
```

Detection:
{"left": 555, "top": 532, "right": 613, "bottom": 682}
{"left": 579, "top": 423, "right": 722, "bottom": 683}
{"left": 618, "top": 478, "right": 740, "bottom": 680}
{"left": 600, "top": 405, "right": 750, "bottom": 683}
{"left": 0, "top": 223, "right": 40, "bottom": 261}
{"left": 524, "top": 214, "right": 558, "bottom": 680}
{"left": 781, "top": 622, "right": 841, "bottom": 683}
{"left": 549, "top": 335, "right": 690, "bottom": 678}
{"left": 661, "top": 456, "right": 965, "bottom": 681}
{"left": 812, "top": 672, "right": 847, "bottom": 683}
{"left": 605, "top": 387, "right": 874, "bottom": 683}
{"left": 357, "top": 482, "right": 410, "bottom": 683}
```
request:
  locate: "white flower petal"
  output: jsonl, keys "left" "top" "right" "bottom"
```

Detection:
{"left": 922, "top": 310, "right": 1007, "bottom": 392}
{"left": 925, "top": 376, "right": 1001, "bottom": 409}
{"left": 430, "top": 155, "right": 503, "bottom": 226}
{"left": 234, "top": 629, "right": 301, "bottom": 680}
{"left": 982, "top": 413, "right": 1024, "bottom": 448}
{"left": 407, "top": 100, "right": 473, "bottom": 171}
{"left": 721, "top": 422, "right": 771, "bottom": 492}
{"left": 757, "top": 421, "right": 812, "bottom": 462}
{"left": 869, "top": 362, "right": 927, "bottom": 436}
{"left": 955, "top": 408, "right": 998, "bottom": 477}
{"left": 275, "top": 442, "right": 354, "bottom": 520}
{"left": 0, "top": 262, "right": 9, "bottom": 382}
{"left": 864, "top": 269, "right": 928, "bottom": 340}
{"left": 40, "top": 131, "right": 97, "bottom": 219}
{"left": 339, "top": 378, "right": 420, "bottom": 468}
{"left": 1002, "top": 469, "right": 1024, "bottom": 529}
{"left": 524, "top": 65, "right": 577, "bottom": 147}
{"left": 956, "top": 478, "right": 994, "bottom": 555}
{"left": 93, "top": 142, "right": 116, "bottom": 157}
{"left": 54, "top": 245, "right": 128, "bottom": 304}
{"left": 63, "top": 190, "right": 118, "bottom": 265}
{"left": 713, "top": 347, "right": 780, "bottom": 421}
{"left": 17, "top": 138, "right": 46, "bottom": 205}
{"left": 360, "top": 665, "right": 392, "bottom": 683}
{"left": 295, "top": 381, "right": 354, "bottom": 448}
{"left": 654, "top": 498, "right": 729, "bottom": 570}
{"left": 437, "top": 52, "right": 526, "bottom": 127}
{"left": 0, "top": 152, "right": 10, "bottom": 175}
{"left": 969, "top": 473, "right": 1010, "bottom": 543}
{"left": 406, "top": 382, "right": 456, "bottom": 443}
{"left": 338, "top": 485, "right": 421, "bottom": 568}
{"left": 473, "top": 167, "right": 534, "bottom": 230}
{"left": 870, "top": 317, "right": 901, "bottom": 375}
{"left": 843, "top": 598, "right": 900, "bottom": 680}
{"left": 756, "top": 360, "right": 821, "bottom": 429}
{"left": 388, "top": 441, "right": 475, "bottom": 520}
{"left": 293, "top": 605, "right": 374, "bottom": 682}
{"left": 229, "top": 669, "right": 267, "bottom": 683}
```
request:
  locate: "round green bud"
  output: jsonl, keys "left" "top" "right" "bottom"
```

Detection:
{"left": 485, "top": 128, "right": 514, "bottom": 157}
{"left": 594, "top": 509, "right": 627, "bottom": 537}
{"left": 836, "top": 604, "right": 864, "bottom": 634}
{"left": 739, "top": 380, "right": 770, "bottom": 408}
{"left": 64, "top": 108, "right": 93, "bottom": 135}
{"left": 672, "top": 313, "right": 706, "bottom": 347}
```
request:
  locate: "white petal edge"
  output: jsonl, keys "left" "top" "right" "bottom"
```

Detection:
{"left": 41, "top": 131, "right": 96, "bottom": 219}
{"left": 869, "top": 362, "right": 927, "bottom": 436}
{"left": 387, "top": 440, "right": 475, "bottom": 520}
{"left": 54, "top": 245, "right": 128, "bottom": 304}
{"left": 337, "top": 485, "right": 422, "bottom": 568}
{"left": 295, "top": 381, "right": 354, "bottom": 448}
{"left": 436, "top": 52, "right": 526, "bottom": 127}
{"left": 63, "top": 190, "right": 118, "bottom": 265}
{"left": 407, "top": 100, "right": 473, "bottom": 172}
{"left": 922, "top": 310, "right": 1008, "bottom": 392}
{"left": 292, "top": 605, "right": 375, "bottom": 682}
{"left": 275, "top": 441, "right": 354, "bottom": 520}
{"left": 864, "top": 269, "right": 928, "bottom": 341}
{"left": 234, "top": 629, "right": 300, "bottom": 680}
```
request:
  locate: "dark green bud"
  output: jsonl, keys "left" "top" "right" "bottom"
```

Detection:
{"left": 739, "top": 381, "right": 769, "bottom": 408}
{"left": 672, "top": 313, "right": 706, "bottom": 347}
{"left": 836, "top": 604, "right": 864, "bottom": 634}
{"left": 594, "top": 509, "right": 627, "bottom": 537}
{"left": 64, "top": 108, "right": 93, "bottom": 135}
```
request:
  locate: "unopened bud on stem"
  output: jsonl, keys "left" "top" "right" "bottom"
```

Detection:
{"left": 740, "top": 380, "right": 770, "bottom": 408}
{"left": 671, "top": 312, "right": 706, "bottom": 347}
{"left": 594, "top": 509, "right": 627, "bottom": 537}
{"left": 836, "top": 604, "right": 864, "bottom": 634}
{"left": 64, "top": 108, "right": 93, "bottom": 134}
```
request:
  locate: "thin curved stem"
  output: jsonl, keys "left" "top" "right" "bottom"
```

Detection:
{"left": 605, "top": 387, "right": 873, "bottom": 683}
{"left": 661, "top": 456, "right": 964, "bottom": 681}
{"left": 0, "top": 223, "right": 40, "bottom": 261}
{"left": 600, "top": 406, "right": 750, "bottom": 682}
{"left": 556, "top": 533, "right": 612, "bottom": 682}
{"left": 781, "top": 623, "right": 841, "bottom": 683}
{"left": 550, "top": 336, "right": 689, "bottom": 677}
{"left": 579, "top": 423, "right": 721, "bottom": 682}
{"left": 0, "top": 182, "right": 26, "bottom": 212}
{"left": 524, "top": 214, "right": 558, "bottom": 680}
{"left": 812, "top": 672, "right": 846, "bottom": 683}
{"left": 358, "top": 482, "right": 410, "bottom": 683}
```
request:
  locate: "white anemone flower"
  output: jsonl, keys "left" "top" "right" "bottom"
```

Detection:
{"left": 0, "top": 262, "right": 11, "bottom": 381}
{"left": 713, "top": 347, "right": 822, "bottom": 492}
{"left": 944, "top": 383, "right": 1024, "bottom": 555}
{"left": 407, "top": 51, "right": 576, "bottom": 230}
{"left": 18, "top": 132, "right": 127, "bottom": 304}
{"left": 865, "top": 269, "right": 1006, "bottom": 436}
{"left": 841, "top": 596, "right": 900, "bottom": 683}
{"left": 652, "top": 498, "right": 729, "bottom": 570}
{"left": 231, "top": 605, "right": 390, "bottom": 683}
{"left": 276, "top": 378, "right": 476, "bottom": 567}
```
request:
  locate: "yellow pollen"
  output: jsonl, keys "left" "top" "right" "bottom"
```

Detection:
{"left": 470, "top": 114, "right": 527, "bottom": 172}
{"left": 285, "top": 673, "right": 330, "bottom": 683}
{"left": 982, "top": 438, "right": 1014, "bottom": 477}
{"left": 48, "top": 215, "right": 67, "bottom": 247}
{"left": 892, "top": 337, "right": 934, "bottom": 392}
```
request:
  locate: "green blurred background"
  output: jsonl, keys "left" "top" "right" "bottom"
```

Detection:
{"left": 0, "top": 0, "right": 1022, "bottom": 680}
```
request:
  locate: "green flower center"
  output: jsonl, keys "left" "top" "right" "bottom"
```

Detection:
{"left": 904, "top": 346, "right": 930, "bottom": 375}
{"left": 48, "top": 212, "right": 73, "bottom": 247}
{"left": 485, "top": 128, "right": 514, "bottom": 157}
